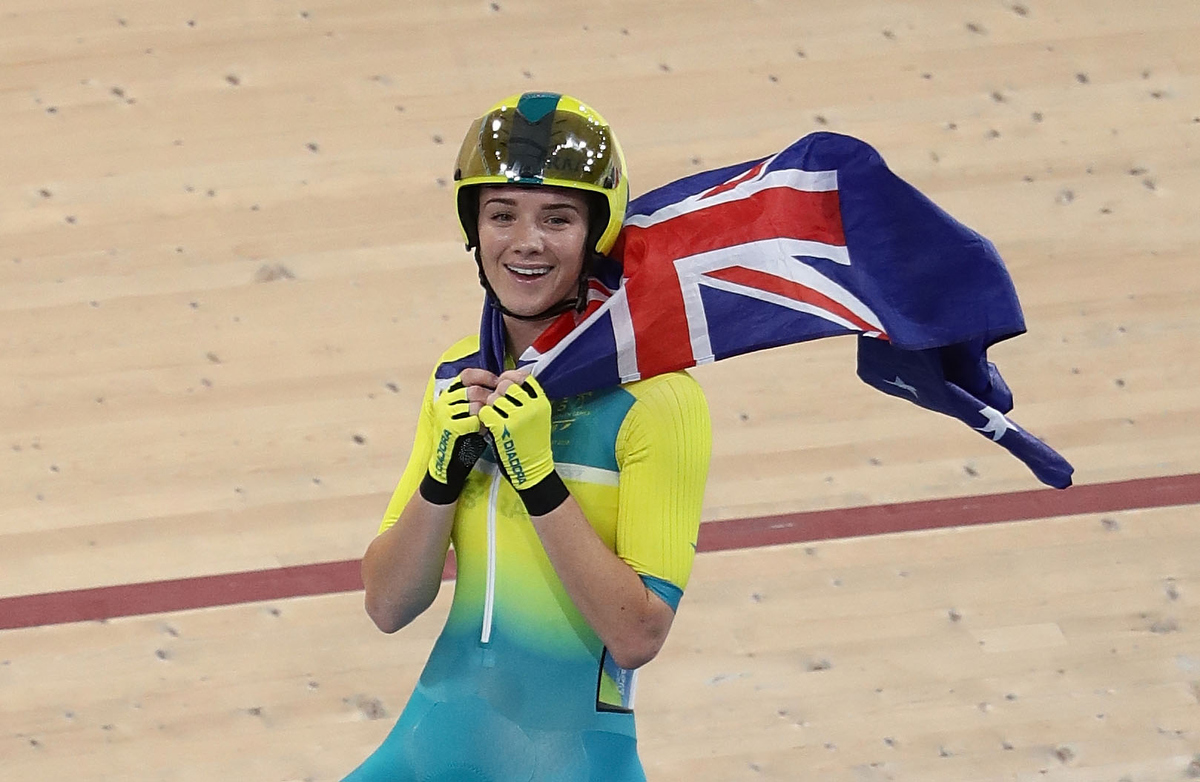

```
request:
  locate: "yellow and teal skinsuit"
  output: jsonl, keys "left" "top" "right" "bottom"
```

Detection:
{"left": 343, "top": 336, "right": 711, "bottom": 782}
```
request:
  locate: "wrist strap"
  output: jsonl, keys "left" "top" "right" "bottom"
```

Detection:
{"left": 517, "top": 471, "right": 569, "bottom": 516}
{"left": 419, "top": 472, "right": 462, "bottom": 506}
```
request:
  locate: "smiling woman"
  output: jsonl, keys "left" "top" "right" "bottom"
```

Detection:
{"left": 344, "top": 92, "right": 713, "bottom": 782}
{"left": 475, "top": 185, "right": 591, "bottom": 353}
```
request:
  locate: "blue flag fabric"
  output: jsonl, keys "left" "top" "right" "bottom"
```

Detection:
{"left": 479, "top": 132, "right": 1074, "bottom": 488}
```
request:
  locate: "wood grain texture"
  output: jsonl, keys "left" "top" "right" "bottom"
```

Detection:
{"left": 2, "top": 508, "right": 1197, "bottom": 780}
{"left": 2, "top": 0, "right": 1198, "bottom": 778}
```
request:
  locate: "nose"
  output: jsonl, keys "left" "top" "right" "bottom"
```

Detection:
{"left": 509, "top": 217, "right": 544, "bottom": 256}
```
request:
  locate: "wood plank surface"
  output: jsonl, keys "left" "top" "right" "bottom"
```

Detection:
{"left": 2, "top": 0, "right": 1198, "bottom": 778}
{"left": 3, "top": 508, "right": 1198, "bottom": 780}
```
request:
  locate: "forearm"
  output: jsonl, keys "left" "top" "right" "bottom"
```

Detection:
{"left": 529, "top": 495, "right": 673, "bottom": 669}
{"left": 361, "top": 496, "right": 456, "bottom": 633}
{"left": 477, "top": 372, "right": 675, "bottom": 667}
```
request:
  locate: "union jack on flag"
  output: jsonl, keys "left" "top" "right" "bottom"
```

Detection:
{"left": 478, "top": 132, "right": 1074, "bottom": 488}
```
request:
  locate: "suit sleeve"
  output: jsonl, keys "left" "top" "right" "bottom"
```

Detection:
{"left": 613, "top": 372, "right": 711, "bottom": 608}
{"left": 378, "top": 369, "right": 438, "bottom": 535}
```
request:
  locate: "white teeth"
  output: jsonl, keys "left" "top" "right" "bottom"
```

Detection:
{"left": 506, "top": 265, "right": 550, "bottom": 277}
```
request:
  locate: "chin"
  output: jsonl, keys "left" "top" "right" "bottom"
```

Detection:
{"left": 500, "top": 297, "right": 564, "bottom": 320}
{"left": 491, "top": 277, "right": 575, "bottom": 319}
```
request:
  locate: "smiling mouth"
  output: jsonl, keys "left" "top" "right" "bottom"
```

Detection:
{"left": 505, "top": 264, "right": 551, "bottom": 278}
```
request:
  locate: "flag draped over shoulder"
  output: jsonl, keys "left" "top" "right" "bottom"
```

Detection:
{"left": 479, "top": 131, "right": 1074, "bottom": 489}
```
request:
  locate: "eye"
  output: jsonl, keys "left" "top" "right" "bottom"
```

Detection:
{"left": 545, "top": 212, "right": 578, "bottom": 227}
{"left": 487, "top": 210, "right": 515, "bottom": 223}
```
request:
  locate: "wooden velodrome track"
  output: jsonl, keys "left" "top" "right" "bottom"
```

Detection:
{"left": 2, "top": 0, "right": 1198, "bottom": 779}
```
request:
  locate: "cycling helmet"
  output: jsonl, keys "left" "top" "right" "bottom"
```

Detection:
{"left": 453, "top": 91, "right": 629, "bottom": 257}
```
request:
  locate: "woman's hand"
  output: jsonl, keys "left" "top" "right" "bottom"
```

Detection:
{"left": 459, "top": 368, "right": 500, "bottom": 418}
{"left": 418, "top": 370, "right": 494, "bottom": 505}
{"left": 478, "top": 372, "right": 569, "bottom": 516}
{"left": 484, "top": 369, "right": 531, "bottom": 407}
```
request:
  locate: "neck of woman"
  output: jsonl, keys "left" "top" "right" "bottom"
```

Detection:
{"left": 502, "top": 313, "right": 557, "bottom": 365}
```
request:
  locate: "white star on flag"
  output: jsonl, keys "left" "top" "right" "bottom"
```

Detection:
{"left": 883, "top": 376, "right": 918, "bottom": 398}
{"left": 975, "top": 405, "right": 1019, "bottom": 442}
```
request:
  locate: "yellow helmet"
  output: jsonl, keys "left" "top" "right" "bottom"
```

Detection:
{"left": 453, "top": 92, "right": 629, "bottom": 256}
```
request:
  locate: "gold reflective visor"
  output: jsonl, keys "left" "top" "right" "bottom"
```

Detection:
{"left": 454, "top": 105, "right": 621, "bottom": 191}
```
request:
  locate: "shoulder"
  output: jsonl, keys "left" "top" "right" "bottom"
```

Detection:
{"left": 614, "top": 370, "right": 710, "bottom": 450}
{"left": 612, "top": 370, "right": 711, "bottom": 470}
{"left": 430, "top": 335, "right": 483, "bottom": 381}
{"left": 413, "top": 335, "right": 481, "bottom": 406}
{"left": 436, "top": 335, "right": 481, "bottom": 366}
{"left": 621, "top": 370, "right": 708, "bottom": 412}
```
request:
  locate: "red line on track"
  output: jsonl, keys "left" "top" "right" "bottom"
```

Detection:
{"left": 2, "top": 473, "right": 1197, "bottom": 631}
{"left": 695, "top": 472, "right": 1198, "bottom": 552}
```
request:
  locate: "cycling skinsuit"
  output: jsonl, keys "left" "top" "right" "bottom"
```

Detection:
{"left": 343, "top": 335, "right": 711, "bottom": 782}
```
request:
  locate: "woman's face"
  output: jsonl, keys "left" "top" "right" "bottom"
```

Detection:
{"left": 476, "top": 185, "right": 589, "bottom": 319}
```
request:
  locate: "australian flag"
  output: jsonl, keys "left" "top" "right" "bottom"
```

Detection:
{"left": 480, "top": 132, "right": 1074, "bottom": 489}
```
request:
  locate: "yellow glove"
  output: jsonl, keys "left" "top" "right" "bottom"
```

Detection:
{"left": 478, "top": 376, "right": 569, "bottom": 516}
{"left": 419, "top": 380, "right": 486, "bottom": 505}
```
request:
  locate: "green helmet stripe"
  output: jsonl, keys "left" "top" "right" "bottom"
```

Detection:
{"left": 508, "top": 101, "right": 555, "bottom": 183}
{"left": 515, "top": 91, "right": 562, "bottom": 123}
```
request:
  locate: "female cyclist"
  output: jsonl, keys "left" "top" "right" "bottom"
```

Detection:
{"left": 343, "top": 92, "right": 712, "bottom": 782}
